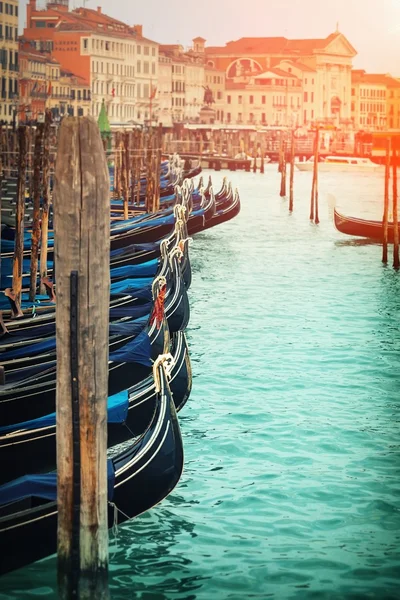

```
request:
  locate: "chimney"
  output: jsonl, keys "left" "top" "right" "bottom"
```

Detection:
{"left": 133, "top": 24, "right": 143, "bottom": 37}
{"left": 97, "top": 6, "right": 102, "bottom": 13}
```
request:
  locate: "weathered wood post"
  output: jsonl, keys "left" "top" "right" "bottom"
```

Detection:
{"left": 382, "top": 137, "right": 391, "bottom": 264}
{"left": 54, "top": 117, "right": 110, "bottom": 599}
{"left": 278, "top": 131, "right": 284, "bottom": 173}
{"left": 121, "top": 132, "right": 129, "bottom": 220}
{"left": 314, "top": 127, "right": 320, "bottom": 224}
{"left": 310, "top": 127, "right": 320, "bottom": 223}
{"left": 12, "top": 126, "right": 28, "bottom": 305}
{"left": 29, "top": 123, "right": 45, "bottom": 300}
{"left": 39, "top": 110, "right": 52, "bottom": 294}
{"left": 289, "top": 129, "right": 295, "bottom": 212}
{"left": 280, "top": 139, "right": 287, "bottom": 197}
{"left": 135, "top": 131, "right": 143, "bottom": 206}
{"left": 393, "top": 138, "right": 399, "bottom": 268}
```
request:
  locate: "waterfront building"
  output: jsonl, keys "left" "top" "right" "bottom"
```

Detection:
{"left": 351, "top": 70, "right": 389, "bottom": 130}
{"left": 22, "top": 0, "right": 158, "bottom": 125}
{"left": 0, "top": 0, "right": 19, "bottom": 124}
{"left": 158, "top": 52, "right": 173, "bottom": 127}
{"left": 224, "top": 68, "right": 302, "bottom": 126}
{"left": 205, "top": 31, "right": 356, "bottom": 126}
{"left": 351, "top": 71, "right": 400, "bottom": 131}
{"left": 387, "top": 78, "right": 400, "bottom": 130}
{"left": 204, "top": 64, "right": 226, "bottom": 124}
{"left": 19, "top": 41, "right": 91, "bottom": 121}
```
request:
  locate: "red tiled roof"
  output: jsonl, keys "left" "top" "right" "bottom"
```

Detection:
{"left": 262, "top": 67, "right": 300, "bottom": 78}
{"left": 352, "top": 70, "right": 400, "bottom": 87}
{"left": 279, "top": 59, "right": 316, "bottom": 72}
{"left": 206, "top": 32, "right": 355, "bottom": 56}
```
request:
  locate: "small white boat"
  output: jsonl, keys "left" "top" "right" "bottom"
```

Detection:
{"left": 295, "top": 155, "right": 383, "bottom": 173}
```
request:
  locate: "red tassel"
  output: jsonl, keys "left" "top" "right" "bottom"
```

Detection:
{"left": 150, "top": 284, "right": 167, "bottom": 329}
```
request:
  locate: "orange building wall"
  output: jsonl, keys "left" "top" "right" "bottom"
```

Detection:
{"left": 52, "top": 33, "right": 90, "bottom": 83}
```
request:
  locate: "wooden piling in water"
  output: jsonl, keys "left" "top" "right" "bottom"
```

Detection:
{"left": 393, "top": 139, "right": 399, "bottom": 269}
{"left": 39, "top": 110, "right": 52, "bottom": 295}
{"left": 280, "top": 139, "right": 287, "bottom": 197}
{"left": 289, "top": 129, "right": 295, "bottom": 212}
{"left": 121, "top": 132, "right": 129, "bottom": 220}
{"left": 310, "top": 127, "right": 320, "bottom": 224}
{"left": 12, "top": 126, "right": 27, "bottom": 305}
{"left": 54, "top": 116, "right": 110, "bottom": 599}
{"left": 29, "top": 123, "right": 45, "bottom": 301}
{"left": 382, "top": 137, "right": 391, "bottom": 264}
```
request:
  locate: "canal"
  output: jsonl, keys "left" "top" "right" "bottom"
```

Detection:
{"left": 1, "top": 165, "right": 399, "bottom": 599}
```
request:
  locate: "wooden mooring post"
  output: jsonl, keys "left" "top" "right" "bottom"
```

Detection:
{"left": 289, "top": 129, "right": 295, "bottom": 212}
{"left": 29, "top": 123, "right": 45, "bottom": 300}
{"left": 310, "top": 127, "right": 320, "bottom": 224}
{"left": 393, "top": 139, "right": 399, "bottom": 269}
{"left": 280, "top": 139, "right": 287, "bottom": 197}
{"left": 382, "top": 137, "right": 391, "bottom": 264}
{"left": 39, "top": 110, "right": 52, "bottom": 295}
{"left": 12, "top": 126, "right": 28, "bottom": 305}
{"left": 54, "top": 117, "right": 110, "bottom": 599}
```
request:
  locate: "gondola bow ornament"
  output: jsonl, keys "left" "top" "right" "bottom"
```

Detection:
{"left": 150, "top": 277, "right": 167, "bottom": 330}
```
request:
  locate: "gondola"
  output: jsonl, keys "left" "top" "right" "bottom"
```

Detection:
{"left": 334, "top": 207, "right": 400, "bottom": 242}
{"left": 0, "top": 294, "right": 170, "bottom": 426}
{"left": 189, "top": 189, "right": 241, "bottom": 235}
{"left": 0, "top": 356, "right": 184, "bottom": 576}
{"left": 0, "top": 331, "right": 191, "bottom": 485}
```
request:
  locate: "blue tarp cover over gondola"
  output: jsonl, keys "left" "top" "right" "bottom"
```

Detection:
{"left": 0, "top": 463, "right": 115, "bottom": 506}
{"left": 0, "top": 389, "right": 130, "bottom": 434}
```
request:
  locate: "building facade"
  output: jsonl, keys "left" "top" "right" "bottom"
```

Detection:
{"left": 204, "top": 64, "right": 226, "bottom": 123}
{"left": 0, "top": 0, "right": 19, "bottom": 124}
{"left": 224, "top": 68, "right": 302, "bottom": 126}
{"left": 22, "top": 0, "right": 158, "bottom": 126}
{"left": 19, "top": 42, "right": 91, "bottom": 121}
{"left": 206, "top": 32, "right": 357, "bottom": 126}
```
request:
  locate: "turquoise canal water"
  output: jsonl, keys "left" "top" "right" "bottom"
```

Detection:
{"left": 1, "top": 166, "right": 400, "bottom": 599}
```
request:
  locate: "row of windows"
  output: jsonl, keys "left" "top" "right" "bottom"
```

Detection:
{"left": 0, "top": 48, "right": 17, "bottom": 68}
{"left": 355, "top": 88, "right": 387, "bottom": 98}
{"left": 83, "top": 38, "right": 157, "bottom": 57}
{"left": 1, "top": 75, "right": 18, "bottom": 98}
{"left": 359, "top": 102, "right": 386, "bottom": 113}
{"left": 93, "top": 101, "right": 149, "bottom": 121}
{"left": 172, "top": 97, "right": 185, "bottom": 107}
{"left": 172, "top": 81, "right": 185, "bottom": 93}
{"left": 91, "top": 81, "right": 152, "bottom": 99}
{"left": 0, "top": 24, "right": 18, "bottom": 41}
{"left": 172, "top": 65, "right": 184, "bottom": 75}
{"left": 304, "top": 91, "right": 315, "bottom": 102}
{"left": 0, "top": 2, "right": 18, "bottom": 17}
{"left": 92, "top": 60, "right": 156, "bottom": 77}
{"left": 226, "top": 94, "right": 301, "bottom": 107}
{"left": 205, "top": 75, "right": 223, "bottom": 84}
{"left": 137, "top": 61, "right": 156, "bottom": 76}
{"left": 359, "top": 115, "right": 386, "bottom": 125}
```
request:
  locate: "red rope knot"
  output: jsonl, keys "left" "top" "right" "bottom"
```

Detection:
{"left": 150, "top": 283, "right": 167, "bottom": 330}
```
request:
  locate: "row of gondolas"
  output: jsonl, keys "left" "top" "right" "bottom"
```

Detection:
{"left": 0, "top": 158, "right": 240, "bottom": 575}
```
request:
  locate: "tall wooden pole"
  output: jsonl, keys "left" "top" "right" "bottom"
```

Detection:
{"left": 314, "top": 127, "right": 320, "bottom": 225}
{"left": 12, "top": 126, "right": 27, "bottom": 305}
{"left": 29, "top": 123, "right": 44, "bottom": 301}
{"left": 280, "top": 140, "right": 286, "bottom": 197}
{"left": 382, "top": 137, "right": 391, "bottom": 264}
{"left": 54, "top": 117, "right": 110, "bottom": 599}
{"left": 289, "top": 129, "right": 295, "bottom": 212}
{"left": 39, "top": 110, "right": 52, "bottom": 295}
{"left": 121, "top": 132, "right": 129, "bottom": 220}
{"left": 310, "top": 127, "right": 320, "bottom": 223}
{"left": 393, "top": 139, "right": 399, "bottom": 269}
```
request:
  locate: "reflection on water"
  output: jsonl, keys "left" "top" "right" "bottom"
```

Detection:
{"left": 1, "top": 166, "right": 400, "bottom": 599}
